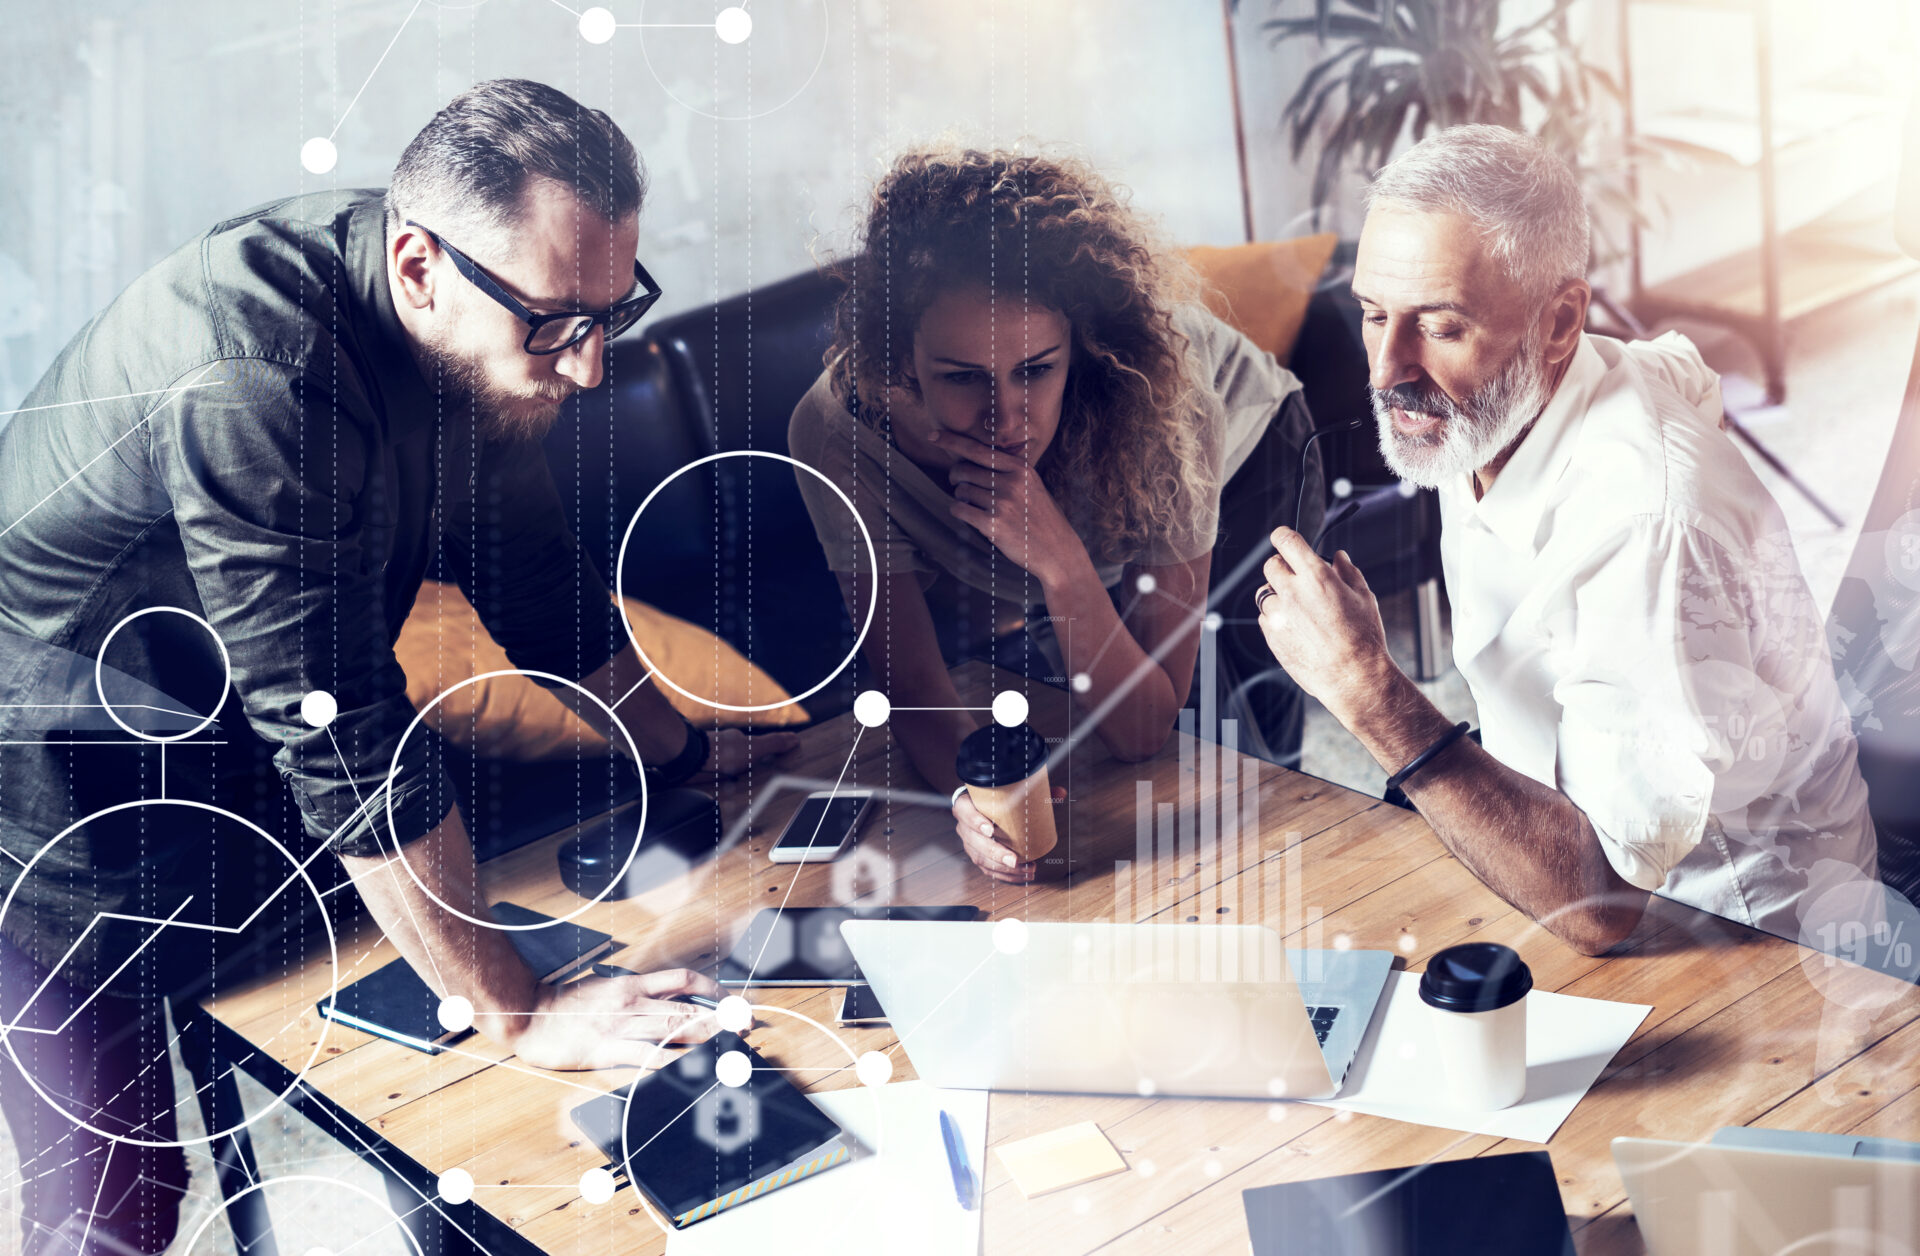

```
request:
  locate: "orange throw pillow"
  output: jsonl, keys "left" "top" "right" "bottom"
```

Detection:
{"left": 1186, "top": 234, "right": 1339, "bottom": 367}
{"left": 394, "top": 580, "right": 807, "bottom": 761}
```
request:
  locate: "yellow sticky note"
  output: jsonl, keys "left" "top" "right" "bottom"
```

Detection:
{"left": 994, "top": 1121, "right": 1127, "bottom": 1198}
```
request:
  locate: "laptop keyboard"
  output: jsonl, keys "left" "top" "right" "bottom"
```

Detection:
{"left": 1305, "top": 1005, "right": 1340, "bottom": 1046}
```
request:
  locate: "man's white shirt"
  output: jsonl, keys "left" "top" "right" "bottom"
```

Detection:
{"left": 1435, "top": 332, "right": 1876, "bottom": 940}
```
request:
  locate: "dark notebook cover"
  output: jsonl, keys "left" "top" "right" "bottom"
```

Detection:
{"left": 570, "top": 1031, "right": 851, "bottom": 1228}
{"left": 317, "top": 902, "right": 614, "bottom": 1053}
{"left": 1242, "top": 1151, "right": 1574, "bottom": 1255}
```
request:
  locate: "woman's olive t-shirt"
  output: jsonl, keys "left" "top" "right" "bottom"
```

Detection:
{"left": 786, "top": 304, "right": 1304, "bottom": 626}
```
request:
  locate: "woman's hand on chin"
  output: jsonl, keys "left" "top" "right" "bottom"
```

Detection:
{"left": 940, "top": 431, "right": 1087, "bottom": 587}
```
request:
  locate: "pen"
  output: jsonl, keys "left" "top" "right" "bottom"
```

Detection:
{"left": 939, "top": 1109, "right": 976, "bottom": 1211}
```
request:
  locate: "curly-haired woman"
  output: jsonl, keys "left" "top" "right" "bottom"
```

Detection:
{"left": 788, "top": 146, "right": 1323, "bottom": 882}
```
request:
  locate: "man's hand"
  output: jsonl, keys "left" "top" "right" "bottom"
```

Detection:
{"left": 952, "top": 786, "right": 1068, "bottom": 884}
{"left": 1256, "top": 527, "right": 1397, "bottom": 723}
{"left": 702, "top": 727, "right": 800, "bottom": 778}
{"left": 506, "top": 967, "right": 726, "bottom": 1071}
{"left": 941, "top": 431, "right": 1087, "bottom": 588}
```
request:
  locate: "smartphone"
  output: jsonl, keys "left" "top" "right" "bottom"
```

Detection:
{"left": 767, "top": 790, "right": 874, "bottom": 864}
{"left": 838, "top": 984, "right": 888, "bottom": 1025}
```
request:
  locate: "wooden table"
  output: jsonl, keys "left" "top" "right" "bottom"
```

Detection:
{"left": 201, "top": 661, "right": 1920, "bottom": 1254}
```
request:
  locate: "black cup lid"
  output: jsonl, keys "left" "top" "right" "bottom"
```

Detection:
{"left": 1417, "top": 942, "right": 1533, "bottom": 1013}
{"left": 955, "top": 722, "right": 1048, "bottom": 788}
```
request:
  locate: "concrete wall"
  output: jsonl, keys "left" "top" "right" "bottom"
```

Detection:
{"left": 0, "top": 0, "right": 1252, "bottom": 413}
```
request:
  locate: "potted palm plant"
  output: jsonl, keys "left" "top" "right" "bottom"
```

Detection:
{"left": 1255, "top": 0, "right": 1670, "bottom": 264}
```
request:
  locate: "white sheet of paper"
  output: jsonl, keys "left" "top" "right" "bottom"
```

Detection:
{"left": 665, "top": 1081, "right": 987, "bottom": 1256}
{"left": 1304, "top": 969, "right": 1649, "bottom": 1143}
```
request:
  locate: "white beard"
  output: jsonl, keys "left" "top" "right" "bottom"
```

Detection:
{"left": 1371, "top": 330, "right": 1550, "bottom": 490}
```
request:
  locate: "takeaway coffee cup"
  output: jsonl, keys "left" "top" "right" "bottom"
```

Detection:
{"left": 1417, "top": 942, "right": 1532, "bottom": 1110}
{"left": 955, "top": 723, "right": 1057, "bottom": 863}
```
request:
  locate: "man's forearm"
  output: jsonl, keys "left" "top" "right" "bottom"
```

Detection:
{"left": 338, "top": 806, "right": 540, "bottom": 1044}
{"left": 563, "top": 641, "right": 694, "bottom": 764}
{"left": 1337, "top": 667, "right": 1648, "bottom": 955}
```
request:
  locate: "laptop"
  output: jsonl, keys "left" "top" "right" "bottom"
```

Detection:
{"left": 838, "top": 920, "right": 1393, "bottom": 1100}
{"left": 1614, "top": 1130, "right": 1920, "bottom": 1255}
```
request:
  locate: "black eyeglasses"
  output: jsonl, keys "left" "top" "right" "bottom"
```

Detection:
{"left": 406, "top": 219, "right": 663, "bottom": 355}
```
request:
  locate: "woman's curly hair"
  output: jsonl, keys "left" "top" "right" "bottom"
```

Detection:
{"left": 826, "top": 145, "right": 1216, "bottom": 563}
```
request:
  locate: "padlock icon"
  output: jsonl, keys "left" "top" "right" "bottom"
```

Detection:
{"left": 830, "top": 844, "right": 894, "bottom": 907}
{"left": 692, "top": 1087, "right": 760, "bottom": 1155}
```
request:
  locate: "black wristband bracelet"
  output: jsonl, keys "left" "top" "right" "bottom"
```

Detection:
{"left": 1383, "top": 721, "right": 1472, "bottom": 796}
{"left": 646, "top": 721, "right": 710, "bottom": 789}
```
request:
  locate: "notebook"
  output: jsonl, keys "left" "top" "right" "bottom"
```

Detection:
{"left": 570, "top": 1031, "right": 853, "bottom": 1228}
{"left": 316, "top": 902, "right": 614, "bottom": 1053}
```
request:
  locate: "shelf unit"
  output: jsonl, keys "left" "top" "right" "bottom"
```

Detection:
{"left": 1619, "top": 0, "right": 1917, "bottom": 402}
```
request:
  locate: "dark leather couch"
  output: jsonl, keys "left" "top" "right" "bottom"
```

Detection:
{"left": 535, "top": 268, "right": 1437, "bottom": 735}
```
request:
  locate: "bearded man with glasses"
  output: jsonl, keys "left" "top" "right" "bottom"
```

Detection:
{"left": 0, "top": 78, "right": 791, "bottom": 1253}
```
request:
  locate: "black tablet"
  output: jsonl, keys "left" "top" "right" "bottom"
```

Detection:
{"left": 1241, "top": 1151, "right": 1574, "bottom": 1255}
{"left": 715, "top": 905, "right": 984, "bottom": 986}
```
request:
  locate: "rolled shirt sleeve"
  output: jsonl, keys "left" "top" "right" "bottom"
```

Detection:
{"left": 1548, "top": 515, "right": 1782, "bottom": 891}
{"left": 153, "top": 358, "right": 453, "bottom": 858}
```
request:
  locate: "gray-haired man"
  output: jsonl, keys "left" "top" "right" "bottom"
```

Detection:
{"left": 0, "top": 79, "right": 791, "bottom": 1252}
{"left": 1255, "top": 125, "right": 1876, "bottom": 958}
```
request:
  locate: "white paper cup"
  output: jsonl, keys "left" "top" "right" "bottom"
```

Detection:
{"left": 1417, "top": 943, "right": 1531, "bottom": 1111}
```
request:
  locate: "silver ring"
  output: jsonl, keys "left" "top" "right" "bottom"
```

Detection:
{"left": 950, "top": 785, "right": 971, "bottom": 809}
{"left": 1254, "top": 585, "right": 1276, "bottom": 616}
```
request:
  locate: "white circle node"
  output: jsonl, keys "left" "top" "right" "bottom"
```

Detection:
{"left": 300, "top": 689, "right": 338, "bottom": 729}
{"left": 437, "top": 1168, "right": 473, "bottom": 1205}
{"left": 95, "top": 606, "right": 231, "bottom": 743}
{"left": 1203, "top": 612, "right": 1223, "bottom": 633}
{"left": 0, "top": 799, "right": 335, "bottom": 1150}
{"left": 1332, "top": 932, "right": 1352, "bottom": 951}
{"left": 1203, "top": 1159, "right": 1223, "bottom": 1178}
{"left": 992, "top": 917, "right": 1029, "bottom": 955}
{"left": 853, "top": 689, "right": 891, "bottom": 728}
{"left": 1267, "top": 1104, "right": 1287, "bottom": 1122}
{"left": 301, "top": 137, "right": 338, "bottom": 174}
{"left": 716, "top": 995, "right": 754, "bottom": 1034}
{"left": 579, "top": 1167, "right": 617, "bottom": 1204}
{"left": 716, "top": 1049, "right": 753, "bottom": 1089}
{"left": 1134, "top": 573, "right": 1157, "bottom": 595}
{"left": 1138, "top": 1157, "right": 1157, "bottom": 1177}
{"left": 1136, "top": 1078, "right": 1156, "bottom": 1097}
{"left": 1266, "top": 1076, "right": 1290, "bottom": 1097}
{"left": 618, "top": 453, "right": 875, "bottom": 713}
{"left": 855, "top": 1050, "right": 893, "bottom": 1087}
{"left": 1070, "top": 672, "right": 1092, "bottom": 693}
{"left": 579, "top": 6, "right": 616, "bottom": 42}
{"left": 436, "top": 996, "right": 474, "bottom": 1034}
{"left": 991, "top": 690, "right": 1029, "bottom": 728}
{"left": 1073, "top": 1196, "right": 1092, "bottom": 1215}
{"left": 387, "top": 669, "right": 646, "bottom": 930}
{"left": 715, "top": 6, "right": 753, "bottom": 42}
{"left": 1332, "top": 476, "right": 1354, "bottom": 499}
{"left": 1397, "top": 933, "right": 1417, "bottom": 953}
{"left": 1397, "top": 479, "right": 1419, "bottom": 498}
